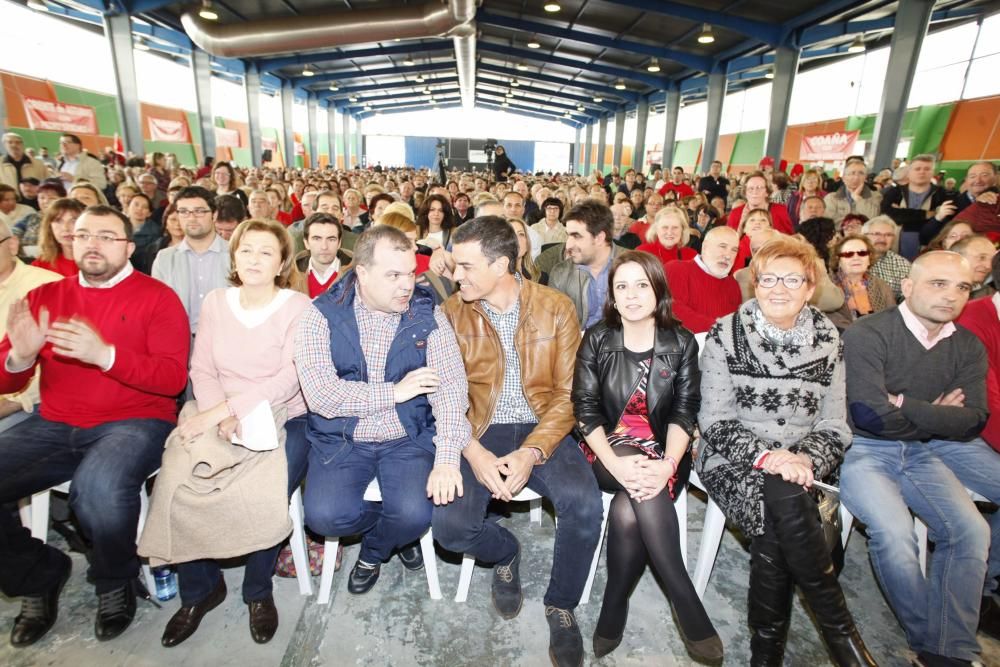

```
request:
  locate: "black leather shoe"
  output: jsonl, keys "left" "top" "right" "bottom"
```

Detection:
{"left": 160, "top": 577, "right": 227, "bottom": 647}
{"left": 593, "top": 631, "right": 623, "bottom": 659}
{"left": 913, "top": 650, "right": 973, "bottom": 666}
{"left": 347, "top": 560, "right": 380, "bottom": 595}
{"left": 491, "top": 541, "right": 522, "bottom": 620}
{"left": 95, "top": 581, "right": 138, "bottom": 641}
{"left": 397, "top": 542, "right": 424, "bottom": 571}
{"left": 247, "top": 596, "right": 278, "bottom": 644}
{"left": 10, "top": 552, "right": 72, "bottom": 648}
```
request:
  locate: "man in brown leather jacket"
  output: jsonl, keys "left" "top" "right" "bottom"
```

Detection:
{"left": 432, "top": 216, "right": 603, "bottom": 667}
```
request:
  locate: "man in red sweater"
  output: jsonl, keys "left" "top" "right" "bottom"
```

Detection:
{"left": 957, "top": 252, "right": 1000, "bottom": 453}
{"left": 665, "top": 226, "right": 742, "bottom": 333}
{"left": 0, "top": 206, "right": 189, "bottom": 647}
{"left": 658, "top": 166, "right": 695, "bottom": 199}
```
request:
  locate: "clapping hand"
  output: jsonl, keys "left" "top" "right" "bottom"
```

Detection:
{"left": 6, "top": 299, "right": 48, "bottom": 367}
{"left": 46, "top": 318, "right": 113, "bottom": 368}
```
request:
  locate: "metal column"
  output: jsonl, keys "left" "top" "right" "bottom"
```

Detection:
{"left": 103, "top": 13, "right": 143, "bottom": 156}
{"left": 583, "top": 123, "right": 593, "bottom": 175}
{"left": 662, "top": 87, "right": 680, "bottom": 171}
{"left": 596, "top": 115, "right": 608, "bottom": 173}
{"left": 632, "top": 97, "right": 649, "bottom": 173}
{"left": 342, "top": 113, "right": 352, "bottom": 168}
{"left": 612, "top": 109, "right": 626, "bottom": 173}
{"left": 307, "top": 94, "right": 319, "bottom": 169}
{"left": 191, "top": 49, "right": 216, "bottom": 164}
{"left": 355, "top": 121, "right": 362, "bottom": 167}
{"left": 764, "top": 46, "right": 799, "bottom": 168}
{"left": 700, "top": 71, "right": 727, "bottom": 174}
{"left": 280, "top": 80, "right": 296, "bottom": 168}
{"left": 327, "top": 106, "right": 337, "bottom": 169}
{"left": 573, "top": 127, "right": 581, "bottom": 174}
{"left": 870, "top": 0, "right": 934, "bottom": 170}
{"left": 244, "top": 63, "right": 263, "bottom": 166}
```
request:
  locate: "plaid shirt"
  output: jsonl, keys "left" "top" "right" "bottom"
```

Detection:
{"left": 870, "top": 250, "right": 911, "bottom": 302}
{"left": 295, "top": 297, "right": 471, "bottom": 467}
{"left": 480, "top": 275, "right": 538, "bottom": 425}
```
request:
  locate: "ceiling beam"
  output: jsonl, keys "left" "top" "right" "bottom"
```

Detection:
{"left": 476, "top": 89, "right": 597, "bottom": 117}
{"left": 322, "top": 76, "right": 460, "bottom": 100}
{"left": 598, "top": 0, "right": 782, "bottom": 44}
{"left": 477, "top": 11, "right": 713, "bottom": 73}
{"left": 291, "top": 62, "right": 454, "bottom": 87}
{"left": 477, "top": 43, "right": 664, "bottom": 89}
{"left": 477, "top": 63, "right": 638, "bottom": 102}
{"left": 476, "top": 99, "right": 583, "bottom": 128}
{"left": 256, "top": 40, "right": 454, "bottom": 73}
{"left": 356, "top": 102, "right": 463, "bottom": 121}
{"left": 477, "top": 75, "right": 618, "bottom": 111}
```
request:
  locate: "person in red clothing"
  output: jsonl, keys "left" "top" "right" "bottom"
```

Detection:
{"left": 295, "top": 213, "right": 350, "bottom": 298}
{"left": 0, "top": 205, "right": 189, "bottom": 647}
{"left": 31, "top": 197, "right": 85, "bottom": 278}
{"left": 636, "top": 207, "right": 698, "bottom": 269}
{"left": 957, "top": 253, "right": 1000, "bottom": 452}
{"left": 665, "top": 226, "right": 741, "bottom": 333}
{"left": 955, "top": 189, "right": 1000, "bottom": 236}
{"left": 728, "top": 172, "right": 794, "bottom": 235}
{"left": 658, "top": 166, "right": 695, "bottom": 199}
{"left": 732, "top": 208, "right": 774, "bottom": 272}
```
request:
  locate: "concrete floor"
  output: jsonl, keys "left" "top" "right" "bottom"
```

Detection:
{"left": 3, "top": 492, "right": 999, "bottom": 667}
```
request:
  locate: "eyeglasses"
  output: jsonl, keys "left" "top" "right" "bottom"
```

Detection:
{"left": 756, "top": 273, "right": 806, "bottom": 289}
{"left": 867, "top": 231, "right": 894, "bottom": 238}
{"left": 838, "top": 250, "right": 871, "bottom": 258}
{"left": 176, "top": 208, "right": 213, "bottom": 217}
{"left": 72, "top": 232, "right": 128, "bottom": 244}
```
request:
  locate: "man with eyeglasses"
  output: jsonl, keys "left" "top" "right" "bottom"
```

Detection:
{"left": 841, "top": 251, "right": 1000, "bottom": 666}
{"left": 151, "top": 186, "right": 230, "bottom": 336}
{"left": 56, "top": 134, "right": 106, "bottom": 191}
{"left": 0, "top": 205, "right": 189, "bottom": 646}
{"left": 864, "top": 215, "right": 911, "bottom": 303}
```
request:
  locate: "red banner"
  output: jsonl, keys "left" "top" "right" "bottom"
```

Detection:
{"left": 294, "top": 141, "right": 305, "bottom": 156}
{"left": 262, "top": 138, "right": 278, "bottom": 152}
{"left": 147, "top": 117, "right": 190, "bottom": 143}
{"left": 214, "top": 126, "right": 241, "bottom": 148}
{"left": 22, "top": 97, "right": 97, "bottom": 134}
{"left": 799, "top": 130, "right": 860, "bottom": 162}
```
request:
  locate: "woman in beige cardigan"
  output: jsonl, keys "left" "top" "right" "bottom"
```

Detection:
{"left": 827, "top": 234, "right": 895, "bottom": 331}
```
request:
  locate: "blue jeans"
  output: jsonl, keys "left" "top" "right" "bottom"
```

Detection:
{"left": 303, "top": 436, "right": 433, "bottom": 565}
{"left": 176, "top": 415, "right": 310, "bottom": 606}
{"left": 432, "top": 424, "right": 603, "bottom": 610}
{"left": 841, "top": 436, "right": 1000, "bottom": 661}
{"left": 0, "top": 414, "right": 172, "bottom": 593}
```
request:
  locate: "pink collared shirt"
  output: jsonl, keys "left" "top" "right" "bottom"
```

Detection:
{"left": 898, "top": 300, "right": 957, "bottom": 350}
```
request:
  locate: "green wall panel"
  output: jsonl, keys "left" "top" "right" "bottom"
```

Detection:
{"left": 906, "top": 104, "right": 954, "bottom": 158}
{"left": 186, "top": 111, "right": 202, "bottom": 149}
{"left": 673, "top": 139, "right": 701, "bottom": 169}
{"left": 730, "top": 130, "right": 766, "bottom": 165}
{"left": 52, "top": 84, "right": 121, "bottom": 136}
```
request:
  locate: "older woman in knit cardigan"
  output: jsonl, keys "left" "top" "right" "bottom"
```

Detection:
{"left": 695, "top": 236, "right": 876, "bottom": 666}
{"left": 161, "top": 219, "right": 311, "bottom": 648}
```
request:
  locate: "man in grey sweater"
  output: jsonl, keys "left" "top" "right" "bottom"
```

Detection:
{"left": 841, "top": 251, "right": 1000, "bottom": 667}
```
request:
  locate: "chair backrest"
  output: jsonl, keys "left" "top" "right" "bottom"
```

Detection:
{"left": 694, "top": 331, "right": 707, "bottom": 359}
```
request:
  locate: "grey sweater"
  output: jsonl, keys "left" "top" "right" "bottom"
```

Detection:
{"left": 843, "top": 306, "right": 988, "bottom": 442}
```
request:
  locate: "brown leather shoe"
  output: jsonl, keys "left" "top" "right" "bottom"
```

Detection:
{"left": 160, "top": 577, "right": 226, "bottom": 647}
{"left": 247, "top": 596, "right": 278, "bottom": 644}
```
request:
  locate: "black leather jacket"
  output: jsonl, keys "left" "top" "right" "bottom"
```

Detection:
{"left": 571, "top": 321, "right": 701, "bottom": 450}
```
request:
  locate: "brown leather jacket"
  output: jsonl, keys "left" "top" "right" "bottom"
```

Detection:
{"left": 441, "top": 278, "right": 581, "bottom": 461}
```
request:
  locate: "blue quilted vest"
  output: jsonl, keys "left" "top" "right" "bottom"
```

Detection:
{"left": 307, "top": 270, "right": 438, "bottom": 461}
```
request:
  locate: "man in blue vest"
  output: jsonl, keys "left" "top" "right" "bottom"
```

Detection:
{"left": 294, "top": 225, "right": 471, "bottom": 594}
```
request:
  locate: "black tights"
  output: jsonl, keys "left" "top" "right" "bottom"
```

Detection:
{"left": 593, "top": 448, "right": 716, "bottom": 642}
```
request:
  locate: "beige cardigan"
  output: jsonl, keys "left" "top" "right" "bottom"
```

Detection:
{"left": 138, "top": 402, "right": 291, "bottom": 567}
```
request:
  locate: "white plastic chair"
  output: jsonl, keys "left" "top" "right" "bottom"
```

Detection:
{"left": 316, "top": 479, "right": 441, "bottom": 604}
{"left": 19, "top": 476, "right": 157, "bottom": 595}
{"left": 287, "top": 486, "right": 315, "bottom": 596}
{"left": 454, "top": 487, "right": 546, "bottom": 603}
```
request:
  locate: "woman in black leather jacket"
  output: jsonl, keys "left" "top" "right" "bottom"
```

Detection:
{"left": 571, "top": 250, "right": 721, "bottom": 662}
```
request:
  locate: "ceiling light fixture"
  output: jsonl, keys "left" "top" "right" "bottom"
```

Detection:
{"left": 577, "top": 105, "right": 585, "bottom": 112}
{"left": 516, "top": 62, "right": 528, "bottom": 71}
{"left": 697, "top": 23, "right": 715, "bottom": 44}
{"left": 527, "top": 40, "right": 541, "bottom": 49}
{"left": 510, "top": 80, "right": 520, "bottom": 87}
{"left": 301, "top": 65, "right": 314, "bottom": 77}
{"left": 647, "top": 58, "right": 661, "bottom": 73}
{"left": 26, "top": 0, "right": 48, "bottom": 11}
{"left": 328, "top": 83, "right": 339, "bottom": 91}
{"left": 198, "top": 0, "right": 218, "bottom": 21}
{"left": 614, "top": 79, "right": 627, "bottom": 90}
{"left": 593, "top": 96, "right": 603, "bottom": 103}
{"left": 544, "top": 2, "right": 561, "bottom": 11}
{"left": 415, "top": 75, "right": 425, "bottom": 82}
{"left": 847, "top": 35, "right": 866, "bottom": 53}
{"left": 423, "top": 87, "right": 431, "bottom": 93}
{"left": 506, "top": 91, "right": 514, "bottom": 98}
{"left": 134, "top": 38, "right": 150, "bottom": 52}
{"left": 502, "top": 101, "right": 510, "bottom": 107}
{"left": 764, "top": 68, "right": 775, "bottom": 79}
{"left": 348, "top": 96, "right": 359, "bottom": 102}
{"left": 563, "top": 112, "right": 571, "bottom": 118}
{"left": 403, "top": 57, "right": 415, "bottom": 66}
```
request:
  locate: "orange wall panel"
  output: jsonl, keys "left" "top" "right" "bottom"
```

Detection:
{"left": 940, "top": 95, "right": 1000, "bottom": 161}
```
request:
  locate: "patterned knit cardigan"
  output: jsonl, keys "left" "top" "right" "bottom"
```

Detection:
{"left": 694, "top": 301, "right": 851, "bottom": 537}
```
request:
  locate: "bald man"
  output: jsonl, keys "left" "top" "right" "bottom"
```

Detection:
{"left": 841, "top": 251, "right": 1000, "bottom": 665}
{"left": 664, "top": 226, "right": 741, "bottom": 333}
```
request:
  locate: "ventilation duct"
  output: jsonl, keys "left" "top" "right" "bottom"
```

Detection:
{"left": 181, "top": 0, "right": 477, "bottom": 109}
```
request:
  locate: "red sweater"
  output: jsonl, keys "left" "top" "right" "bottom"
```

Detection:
{"left": 0, "top": 271, "right": 190, "bottom": 427}
{"left": 307, "top": 269, "right": 339, "bottom": 298}
{"left": 956, "top": 296, "right": 1000, "bottom": 452}
{"left": 955, "top": 201, "right": 1000, "bottom": 235}
{"left": 32, "top": 254, "right": 78, "bottom": 278}
{"left": 636, "top": 241, "right": 697, "bottom": 269}
{"left": 658, "top": 182, "right": 695, "bottom": 199}
{"left": 665, "top": 259, "right": 742, "bottom": 333}
{"left": 727, "top": 203, "right": 794, "bottom": 235}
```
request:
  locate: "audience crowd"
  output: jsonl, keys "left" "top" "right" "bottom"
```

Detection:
{"left": 1, "top": 130, "right": 999, "bottom": 667}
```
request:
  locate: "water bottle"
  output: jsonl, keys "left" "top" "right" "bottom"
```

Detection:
{"left": 153, "top": 566, "right": 178, "bottom": 602}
